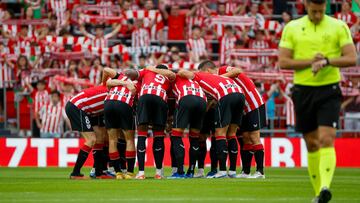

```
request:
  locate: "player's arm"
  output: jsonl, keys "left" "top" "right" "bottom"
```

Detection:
{"left": 177, "top": 69, "right": 195, "bottom": 80}
{"left": 106, "top": 78, "right": 136, "bottom": 93}
{"left": 221, "top": 67, "right": 242, "bottom": 78}
{"left": 101, "top": 67, "right": 118, "bottom": 85}
{"left": 146, "top": 66, "right": 176, "bottom": 81}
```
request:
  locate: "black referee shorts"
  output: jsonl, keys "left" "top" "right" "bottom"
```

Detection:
{"left": 136, "top": 94, "right": 168, "bottom": 127}
{"left": 214, "top": 93, "right": 245, "bottom": 128}
{"left": 291, "top": 83, "right": 342, "bottom": 134}
{"left": 173, "top": 95, "right": 207, "bottom": 130}
{"left": 239, "top": 104, "right": 266, "bottom": 132}
{"left": 65, "top": 102, "right": 93, "bottom": 132}
{"left": 104, "top": 100, "right": 135, "bottom": 130}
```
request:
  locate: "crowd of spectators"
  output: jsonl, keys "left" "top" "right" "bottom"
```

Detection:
{"left": 0, "top": 0, "right": 359, "bottom": 137}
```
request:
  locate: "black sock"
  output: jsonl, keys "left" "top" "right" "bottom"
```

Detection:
{"left": 216, "top": 138, "right": 227, "bottom": 171}
{"left": 153, "top": 136, "right": 165, "bottom": 170}
{"left": 126, "top": 151, "right": 136, "bottom": 173}
{"left": 237, "top": 136, "right": 245, "bottom": 172}
{"left": 170, "top": 138, "right": 178, "bottom": 169}
{"left": 253, "top": 144, "right": 264, "bottom": 174}
{"left": 72, "top": 145, "right": 91, "bottom": 175}
{"left": 242, "top": 144, "right": 253, "bottom": 174}
{"left": 171, "top": 136, "right": 185, "bottom": 174}
{"left": 117, "top": 139, "right": 126, "bottom": 171}
{"left": 103, "top": 146, "right": 109, "bottom": 171}
{"left": 210, "top": 136, "right": 217, "bottom": 171}
{"left": 197, "top": 140, "right": 206, "bottom": 169}
{"left": 228, "top": 138, "right": 238, "bottom": 171}
{"left": 137, "top": 136, "right": 147, "bottom": 171}
{"left": 93, "top": 148, "right": 104, "bottom": 176}
{"left": 188, "top": 137, "right": 200, "bottom": 174}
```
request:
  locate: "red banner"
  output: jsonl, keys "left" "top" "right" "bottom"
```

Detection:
{"left": 0, "top": 138, "right": 359, "bottom": 167}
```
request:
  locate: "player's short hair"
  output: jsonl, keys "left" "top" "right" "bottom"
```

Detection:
{"left": 156, "top": 64, "right": 168, "bottom": 70}
{"left": 198, "top": 60, "right": 216, "bottom": 71}
{"left": 306, "top": 0, "right": 326, "bottom": 4}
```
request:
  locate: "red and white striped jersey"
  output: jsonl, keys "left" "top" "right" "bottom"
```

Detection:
{"left": 97, "top": 0, "right": 114, "bottom": 16}
{"left": 85, "top": 34, "right": 112, "bottom": 48}
{"left": 334, "top": 12, "right": 357, "bottom": 27}
{"left": 248, "top": 39, "right": 270, "bottom": 65}
{"left": 137, "top": 69, "right": 170, "bottom": 102}
{"left": 262, "top": 20, "right": 282, "bottom": 34}
{"left": 225, "top": 2, "right": 238, "bottom": 15}
{"left": 0, "top": 61, "right": 14, "bottom": 88}
{"left": 89, "top": 66, "right": 102, "bottom": 85}
{"left": 131, "top": 28, "right": 150, "bottom": 48}
{"left": 105, "top": 74, "right": 137, "bottom": 106}
{"left": 48, "top": 0, "right": 69, "bottom": 27}
{"left": 186, "top": 16, "right": 206, "bottom": 37}
{"left": 187, "top": 37, "right": 207, "bottom": 63}
{"left": 218, "top": 66, "right": 264, "bottom": 113}
{"left": 34, "top": 90, "right": 50, "bottom": 114}
{"left": 172, "top": 75, "right": 206, "bottom": 103}
{"left": 70, "top": 85, "right": 108, "bottom": 115}
{"left": 219, "top": 35, "right": 237, "bottom": 65}
{"left": 40, "top": 102, "right": 63, "bottom": 134}
{"left": 193, "top": 72, "right": 243, "bottom": 101}
{"left": 2, "top": 24, "right": 20, "bottom": 37}
{"left": 283, "top": 95, "right": 295, "bottom": 126}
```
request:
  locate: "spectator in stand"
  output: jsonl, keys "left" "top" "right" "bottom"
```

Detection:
{"left": 262, "top": 83, "right": 282, "bottom": 127}
{"left": 161, "top": 4, "right": 186, "bottom": 40}
{"left": 353, "top": 0, "right": 360, "bottom": 15}
{"left": 39, "top": 90, "right": 63, "bottom": 138}
{"left": 30, "top": 80, "right": 49, "bottom": 138}
{"left": 218, "top": 25, "right": 238, "bottom": 65}
{"left": 47, "top": 0, "right": 72, "bottom": 33}
{"left": 89, "top": 57, "right": 103, "bottom": 85}
{"left": 342, "top": 94, "right": 360, "bottom": 131}
{"left": 186, "top": 3, "right": 211, "bottom": 38}
{"left": 22, "top": 0, "right": 45, "bottom": 19}
{"left": 334, "top": 1, "right": 357, "bottom": 27}
{"left": 246, "top": 3, "right": 265, "bottom": 30}
{"left": 80, "top": 23, "right": 122, "bottom": 48}
{"left": 15, "top": 55, "right": 32, "bottom": 92}
{"left": 248, "top": 29, "right": 271, "bottom": 65}
{"left": 231, "top": 39, "right": 251, "bottom": 69}
{"left": 211, "top": 2, "right": 233, "bottom": 38}
{"left": 281, "top": 10, "right": 292, "bottom": 26}
{"left": 131, "top": 18, "right": 151, "bottom": 65}
{"left": 187, "top": 25, "right": 207, "bottom": 63}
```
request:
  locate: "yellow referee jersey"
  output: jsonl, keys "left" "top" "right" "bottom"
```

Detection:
{"left": 279, "top": 15, "right": 353, "bottom": 86}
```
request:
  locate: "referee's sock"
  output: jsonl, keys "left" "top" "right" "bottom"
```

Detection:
{"left": 215, "top": 136, "right": 227, "bottom": 172}
{"left": 72, "top": 144, "right": 92, "bottom": 175}
{"left": 93, "top": 144, "right": 105, "bottom": 176}
{"left": 242, "top": 144, "right": 253, "bottom": 174}
{"left": 109, "top": 151, "right": 121, "bottom": 173}
{"left": 227, "top": 136, "right": 238, "bottom": 172}
{"left": 126, "top": 150, "right": 136, "bottom": 173}
{"left": 319, "top": 148, "right": 336, "bottom": 190}
{"left": 153, "top": 131, "right": 165, "bottom": 170}
{"left": 136, "top": 131, "right": 147, "bottom": 172}
{"left": 117, "top": 139, "right": 127, "bottom": 171}
{"left": 197, "top": 140, "right": 206, "bottom": 170}
{"left": 253, "top": 144, "right": 264, "bottom": 174}
{"left": 171, "top": 130, "right": 185, "bottom": 174}
{"left": 308, "top": 150, "right": 321, "bottom": 196}
{"left": 210, "top": 136, "right": 218, "bottom": 172}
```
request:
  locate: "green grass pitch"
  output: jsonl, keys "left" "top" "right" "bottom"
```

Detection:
{"left": 0, "top": 167, "right": 359, "bottom": 203}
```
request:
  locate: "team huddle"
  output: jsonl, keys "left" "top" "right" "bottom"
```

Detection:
{"left": 65, "top": 60, "right": 266, "bottom": 180}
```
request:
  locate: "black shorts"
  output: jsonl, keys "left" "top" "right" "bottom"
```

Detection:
{"left": 239, "top": 104, "right": 266, "bottom": 132}
{"left": 291, "top": 83, "right": 342, "bottom": 134}
{"left": 104, "top": 100, "right": 135, "bottom": 130}
{"left": 89, "top": 115, "right": 105, "bottom": 127}
{"left": 65, "top": 102, "right": 93, "bottom": 132}
{"left": 200, "top": 107, "right": 215, "bottom": 135}
{"left": 136, "top": 94, "right": 168, "bottom": 127}
{"left": 173, "top": 95, "right": 207, "bottom": 130}
{"left": 214, "top": 93, "right": 245, "bottom": 128}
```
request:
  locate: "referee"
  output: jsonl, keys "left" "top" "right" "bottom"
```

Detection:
{"left": 279, "top": 0, "right": 357, "bottom": 202}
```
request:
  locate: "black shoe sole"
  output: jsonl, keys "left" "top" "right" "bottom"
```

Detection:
{"left": 319, "top": 189, "right": 332, "bottom": 203}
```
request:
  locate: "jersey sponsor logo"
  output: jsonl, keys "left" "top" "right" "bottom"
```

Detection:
{"left": 109, "top": 90, "right": 130, "bottom": 97}
{"left": 142, "top": 85, "right": 166, "bottom": 93}
{"left": 185, "top": 87, "right": 201, "bottom": 92}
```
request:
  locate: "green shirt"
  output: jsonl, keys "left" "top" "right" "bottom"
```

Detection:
{"left": 279, "top": 15, "right": 353, "bottom": 86}
{"left": 353, "top": 0, "right": 360, "bottom": 13}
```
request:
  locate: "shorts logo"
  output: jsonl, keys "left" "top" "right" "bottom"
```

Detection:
{"left": 192, "top": 147, "right": 199, "bottom": 151}
{"left": 333, "top": 122, "right": 337, "bottom": 128}
{"left": 154, "top": 148, "right": 162, "bottom": 151}
{"left": 138, "top": 149, "right": 146, "bottom": 153}
{"left": 253, "top": 124, "right": 258, "bottom": 128}
{"left": 85, "top": 116, "right": 91, "bottom": 129}
{"left": 180, "top": 144, "right": 185, "bottom": 149}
